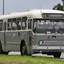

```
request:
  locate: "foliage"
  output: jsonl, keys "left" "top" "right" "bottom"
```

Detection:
{"left": 62, "top": 0, "right": 64, "bottom": 2}
{"left": 53, "top": 0, "right": 64, "bottom": 11}
{"left": 53, "top": 3, "right": 63, "bottom": 11}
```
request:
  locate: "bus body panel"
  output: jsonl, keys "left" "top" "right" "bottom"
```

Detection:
{"left": 0, "top": 31, "right": 5, "bottom": 51}
{"left": 4, "top": 30, "right": 32, "bottom": 54}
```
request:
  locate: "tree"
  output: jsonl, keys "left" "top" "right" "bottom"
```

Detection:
{"left": 62, "top": 0, "right": 64, "bottom": 10}
{"left": 52, "top": 0, "right": 64, "bottom": 11}
{"left": 53, "top": 3, "right": 63, "bottom": 11}
{"left": 62, "top": 0, "right": 64, "bottom": 3}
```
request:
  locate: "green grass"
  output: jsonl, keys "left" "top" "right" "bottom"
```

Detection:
{"left": 0, "top": 54, "right": 64, "bottom": 64}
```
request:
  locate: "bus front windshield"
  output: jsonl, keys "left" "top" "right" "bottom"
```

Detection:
{"left": 33, "top": 19, "right": 64, "bottom": 33}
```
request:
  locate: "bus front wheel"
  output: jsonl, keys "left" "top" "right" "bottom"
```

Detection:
{"left": 53, "top": 52, "right": 61, "bottom": 58}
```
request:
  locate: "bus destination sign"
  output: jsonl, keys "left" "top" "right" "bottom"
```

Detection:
{"left": 42, "top": 13, "right": 64, "bottom": 19}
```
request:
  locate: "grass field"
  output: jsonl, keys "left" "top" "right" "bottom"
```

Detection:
{"left": 0, "top": 54, "right": 64, "bottom": 64}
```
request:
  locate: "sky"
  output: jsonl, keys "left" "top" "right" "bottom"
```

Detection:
{"left": 0, "top": 0, "right": 62, "bottom": 15}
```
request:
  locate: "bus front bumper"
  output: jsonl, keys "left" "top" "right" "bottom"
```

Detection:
{"left": 32, "top": 45, "right": 64, "bottom": 53}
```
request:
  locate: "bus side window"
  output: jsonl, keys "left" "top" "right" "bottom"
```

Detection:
{"left": 8, "top": 19, "right": 12, "bottom": 30}
{"left": 28, "top": 19, "right": 32, "bottom": 29}
{"left": 12, "top": 18, "right": 17, "bottom": 30}
{"left": 17, "top": 18, "right": 21, "bottom": 30}
{"left": 22, "top": 17, "right": 27, "bottom": 30}
{"left": 0, "top": 20, "right": 3, "bottom": 31}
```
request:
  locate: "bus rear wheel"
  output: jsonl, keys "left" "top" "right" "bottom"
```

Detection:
{"left": 20, "top": 42, "right": 27, "bottom": 55}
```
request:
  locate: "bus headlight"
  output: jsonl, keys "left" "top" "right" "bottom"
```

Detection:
{"left": 39, "top": 40, "right": 43, "bottom": 45}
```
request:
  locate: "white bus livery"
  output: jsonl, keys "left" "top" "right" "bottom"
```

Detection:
{"left": 0, "top": 9, "right": 64, "bottom": 58}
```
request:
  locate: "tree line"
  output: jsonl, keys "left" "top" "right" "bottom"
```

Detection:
{"left": 53, "top": 0, "right": 64, "bottom": 11}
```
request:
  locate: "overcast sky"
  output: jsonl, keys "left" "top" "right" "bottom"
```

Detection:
{"left": 0, "top": 0, "right": 62, "bottom": 15}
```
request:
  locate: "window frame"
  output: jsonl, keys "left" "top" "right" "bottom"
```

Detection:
{"left": 22, "top": 17, "right": 27, "bottom": 30}
{"left": 0, "top": 20, "right": 4, "bottom": 31}
{"left": 28, "top": 19, "right": 32, "bottom": 30}
{"left": 17, "top": 18, "right": 22, "bottom": 30}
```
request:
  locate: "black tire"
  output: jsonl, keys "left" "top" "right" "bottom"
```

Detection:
{"left": 2, "top": 51, "right": 9, "bottom": 55}
{"left": 0, "top": 42, "right": 2, "bottom": 54}
{"left": 21, "top": 43, "right": 27, "bottom": 55}
{"left": 53, "top": 52, "right": 61, "bottom": 58}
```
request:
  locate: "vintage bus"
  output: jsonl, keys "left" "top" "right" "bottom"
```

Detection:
{"left": 0, "top": 9, "right": 64, "bottom": 58}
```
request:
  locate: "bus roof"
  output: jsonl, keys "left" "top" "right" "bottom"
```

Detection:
{"left": 0, "top": 9, "right": 64, "bottom": 20}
